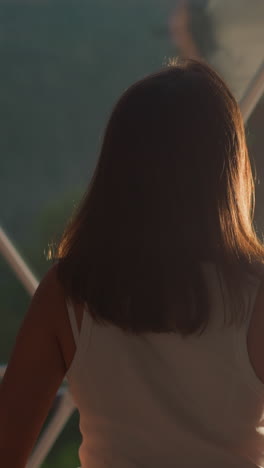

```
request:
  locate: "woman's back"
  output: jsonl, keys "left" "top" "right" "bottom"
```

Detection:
{"left": 64, "top": 263, "right": 264, "bottom": 468}
{"left": 2, "top": 59, "right": 264, "bottom": 467}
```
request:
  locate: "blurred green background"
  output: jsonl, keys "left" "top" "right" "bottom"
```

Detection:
{"left": 0, "top": 0, "right": 264, "bottom": 466}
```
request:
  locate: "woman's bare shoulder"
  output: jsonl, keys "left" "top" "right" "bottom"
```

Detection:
{"left": 38, "top": 264, "right": 84, "bottom": 368}
{"left": 28, "top": 263, "right": 69, "bottom": 338}
{"left": 36, "top": 263, "right": 65, "bottom": 303}
{"left": 36, "top": 263, "right": 63, "bottom": 298}
{"left": 39, "top": 262, "right": 83, "bottom": 323}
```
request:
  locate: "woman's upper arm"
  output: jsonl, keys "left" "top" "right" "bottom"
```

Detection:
{"left": 0, "top": 265, "right": 67, "bottom": 468}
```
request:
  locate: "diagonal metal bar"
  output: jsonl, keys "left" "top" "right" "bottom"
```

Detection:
{"left": 240, "top": 60, "right": 264, "bottom": 123}
{"left": 0, "top": 364, "right": 6, "bottom": 378}
{"left": 0, "top": 226, "right": 38, "bottom": 296}
{"left": 26, "top": 390, "right": 76, "bottom": 468}
{"left": 1, "top": 362, "right": 76, "bottom": 468}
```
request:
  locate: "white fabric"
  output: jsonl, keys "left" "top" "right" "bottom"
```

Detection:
{"left": 66, "top": 263, "right": 264, "bottom": 468}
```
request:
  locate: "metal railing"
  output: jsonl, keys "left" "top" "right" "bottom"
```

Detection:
{"left": 0, "top": 58, "right": 264, "bottom": 467}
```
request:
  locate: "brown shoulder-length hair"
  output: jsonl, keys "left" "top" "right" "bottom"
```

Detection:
{"left": 56, "top": 58, "right": 264, "bottom": 336}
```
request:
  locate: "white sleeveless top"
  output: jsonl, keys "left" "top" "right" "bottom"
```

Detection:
{"left": 65, "top": 263, "right": 264, "bottom": 468}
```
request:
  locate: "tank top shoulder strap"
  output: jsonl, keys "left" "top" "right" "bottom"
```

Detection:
{"left": 66, "top": 298, "right": 80, "bottom": 346}
{"left": 233, "top": 274, "right": 264, "bottom": 396}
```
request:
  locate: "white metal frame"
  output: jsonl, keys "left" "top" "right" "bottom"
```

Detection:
{"left": 240, "top": 61, "right": 264, "bottom": 124}
{"left": 0, "top": 59, "right": 264, "bottom": 467}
